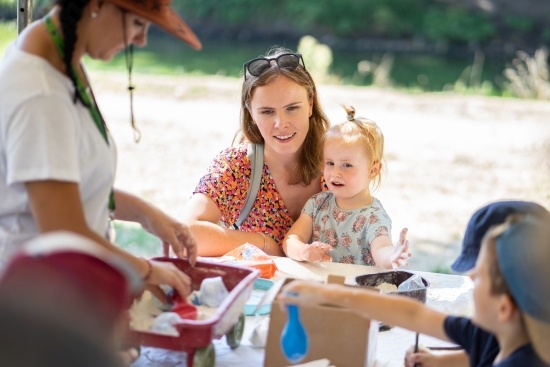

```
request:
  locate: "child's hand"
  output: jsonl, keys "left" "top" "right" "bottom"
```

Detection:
{"left": 390, "top": 228, "right": 411, "bottom": 269}
{"left": 278, "top": 280, "right": 328, "bottom": 310}
{"left": 404, "top": 345, "right": 468, "bottom": 367}
{"left": 404, "top": 345, "right": 438, "bottom": 367}
{"left": 300, "top": 242, "right": 333, "bottom": 262}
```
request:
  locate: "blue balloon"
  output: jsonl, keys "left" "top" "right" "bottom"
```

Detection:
{"left": 280, "top": 303, "right": 309, "bottom": 364}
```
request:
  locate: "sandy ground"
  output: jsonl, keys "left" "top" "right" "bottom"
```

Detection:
{"left": 90, "top": 70, "right": 550, "bottom": 272}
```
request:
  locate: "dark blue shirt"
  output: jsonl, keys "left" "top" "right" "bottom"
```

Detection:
{"left": 444, "top": 316, "right": 549, "bottom": 367}
{"left": 444, "top": 316, "right": 499, "bottom": 367}
{"left": 493, "top": 344, "right": 549, "bottom": 367}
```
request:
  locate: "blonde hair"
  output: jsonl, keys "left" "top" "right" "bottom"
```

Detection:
{"left": 323, "top": 105, "right": 385, "bottom": 191}
{"left": 235, "top": 46, "right": 330, "bottom": 186}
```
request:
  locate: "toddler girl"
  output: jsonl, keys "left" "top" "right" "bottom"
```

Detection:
{"left": 283, "top": 105, "right": 410, "bottom": 268}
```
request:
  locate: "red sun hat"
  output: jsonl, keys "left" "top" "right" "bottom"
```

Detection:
{"left": 107, "top": 0, "right": 202, "bottom": 50}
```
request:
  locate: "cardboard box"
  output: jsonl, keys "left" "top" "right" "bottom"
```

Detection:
{"left": 264, "top": 276, "right": 378, "bottom": 367}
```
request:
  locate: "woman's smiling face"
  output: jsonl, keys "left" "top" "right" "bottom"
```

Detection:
{"left": 248, "top": 75, "right": 312, "bottom": 159}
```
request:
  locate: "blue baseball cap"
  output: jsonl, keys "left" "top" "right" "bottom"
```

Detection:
{"left": 496, "top": 214, "right": 550, "bottom": 364}
{"left": 451, "top": 200, "right": 550, "bottom": 273}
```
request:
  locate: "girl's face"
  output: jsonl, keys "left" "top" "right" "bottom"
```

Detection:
{"left": 469, "top": 243, "right": 501, "bottom": 332}
{"left": 88, "top": 3, "right": 150, "bottom": 61}
{"left": 323, "top": 140, "right": 380, "bottom": 209}
{"left": 248, "top": 75, "right": 313, "bottom": 159}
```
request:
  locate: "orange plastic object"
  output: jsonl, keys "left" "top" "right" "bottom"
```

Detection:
{"left": 220, "top": 244, "right": 278, "bottom": 279}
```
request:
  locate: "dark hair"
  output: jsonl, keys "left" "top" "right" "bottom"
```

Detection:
{"left": 56, "top": 0, "right": 91, "bottom": 106}
{"left": 237, "top": 46, "right": 330, "bottom": 186}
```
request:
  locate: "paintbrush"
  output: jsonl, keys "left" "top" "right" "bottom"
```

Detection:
{"left": 413, "top": 332, "right": 419, "bottom": 367}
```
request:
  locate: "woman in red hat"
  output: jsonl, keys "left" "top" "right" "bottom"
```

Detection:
{"left": 0, "top": 0, "right": 200, "bottom": 314}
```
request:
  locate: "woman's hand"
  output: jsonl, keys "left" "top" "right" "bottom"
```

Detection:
{"left": 141, "top": 209, "right": 198, "bottom": 265}
{"left": 299, "top": 241, "right": 333, "bottom": 262}
{"left": 390, "top": 228, "right": 411, "bottom": 269}
{"left": 113, "top": 190, "right": 198, "bottom": 264}
{"left": 145, "top": 259, "right": 193, "bottom": 300}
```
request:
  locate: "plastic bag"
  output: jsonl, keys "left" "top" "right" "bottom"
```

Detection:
{"left": 397, "top": 274, "right": 426, "bottom": 291}
{"left": 220, "top": 244, "right": 278, "bottom": 278}
{"left": 200, "top": 276, "right": 229, "bottom": 307}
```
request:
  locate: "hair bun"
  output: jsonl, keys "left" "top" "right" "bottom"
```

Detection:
{"left": 346, "top": 106, "right": 356, "bottom": 121}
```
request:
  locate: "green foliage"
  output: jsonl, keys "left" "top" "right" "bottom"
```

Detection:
{"left": 504, "top": 15, "right": 535, "bottom": 33}
{"left": 0, "top": 0, "right": 16, "bottom": 19}
{"left": 447, "top": 51, "right": 497, "bottom": 96}
{"left": 423, "top": 6, "right": 495, "bottom": 43}
{"left": 297, "top": 35, "right": 334, "bottom": 83}
{"left": 429, "top": 264, "right": 452, "bottom": 274}
{"left": 113, "top": 221, "right": 162, "bottom": 258}
{"left": 174, "top": 0, "right": 509, "bottom": 44}
{"left": 0, "top": 0, "right": 539, "bottom": 46}
{"left": 0, "top": 20, "right": 16, "bottom": 56}
{"left": 503, "top": 47, "right": 550, "bottom": 100}
{"left": 356, "top": 53, "right": 395, "bottom": 88}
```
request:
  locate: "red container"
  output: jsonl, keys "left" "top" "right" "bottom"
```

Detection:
{"left": 126, "top": 257, "right": 260, "bottom": 366}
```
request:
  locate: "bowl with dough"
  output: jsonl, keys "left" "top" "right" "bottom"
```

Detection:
{"left": 355, "top": 270, "right": 430, "bottom": 304}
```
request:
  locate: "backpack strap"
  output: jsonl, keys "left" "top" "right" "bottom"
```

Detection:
{"left": 233, "top": 143, "right": 264, "bottom": 229}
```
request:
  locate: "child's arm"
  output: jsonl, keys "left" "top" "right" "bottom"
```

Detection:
{"left": 371, "top": 228, "right": 411, "bottom": 269}
{"left": 283, "top": 213, "right": 333, "bottom": 262}
{"left": 279, "top": 280, "right": 451, "bottom": 342}
{"left": 404, "top": 346, "right": 469, "bottom": 367}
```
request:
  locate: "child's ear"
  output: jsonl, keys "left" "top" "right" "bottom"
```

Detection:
{"left": 369, "top": 162, "right": 382, "bottom": 179}
{"left": 497, "top": 293, "right": 520, "bottom": 322}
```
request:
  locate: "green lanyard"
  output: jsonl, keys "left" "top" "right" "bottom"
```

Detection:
{"left": 44, "top": 14, "right": 116, "bottom": 214}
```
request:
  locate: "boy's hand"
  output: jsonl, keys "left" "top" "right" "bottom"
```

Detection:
{"left": 390, "top": 228, "right": 411, "bottom": 269}
{"left": 404, "top": 345, "right": 468, "bottom": 367}
{"left": 300, "top": 242, "right": 333, "bottom": 262}
{"left": 278, "top": 280, "right": 328, "bottom": 310}
{"left": 404, "top": 345, "right": 437, "bottom": 367}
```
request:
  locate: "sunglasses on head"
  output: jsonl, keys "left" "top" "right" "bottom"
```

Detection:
{"left": 243, "top": 53, "right": 306, "bottom": 80}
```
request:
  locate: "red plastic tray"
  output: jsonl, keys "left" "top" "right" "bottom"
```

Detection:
{"left": 126, "top": 257, "right": 259, "bottom": 354}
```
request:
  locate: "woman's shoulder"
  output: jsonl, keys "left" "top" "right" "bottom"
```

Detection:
{"left": 0, "top": 47, "right": 70, "bottom": 101}
{"left": 216, "top": 144, "right": 247, "bottom": 157}
{"left": 203, "top": 144, "right": 252, "bottom": 177}
{"left": 213, "top": 144, "right": 249, "bottom": 165}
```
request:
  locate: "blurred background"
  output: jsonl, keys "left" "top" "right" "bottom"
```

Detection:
{"left": 1, "top": 0, "right": 549, "bottom": 272}
{"left": 2, "top": 0, "right": 550, "bottom": 96}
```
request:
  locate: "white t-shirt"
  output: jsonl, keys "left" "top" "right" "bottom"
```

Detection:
{"left": 0, "top": 44, "right": 117, "bottom": 267}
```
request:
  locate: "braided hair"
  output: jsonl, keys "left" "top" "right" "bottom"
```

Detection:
{"left": 56, "top": 0, "right": 91, "bottom": 107}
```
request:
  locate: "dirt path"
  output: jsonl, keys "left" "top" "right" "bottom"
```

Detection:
{"left": 92, "top": 71, "right": 550, "bottom": 272}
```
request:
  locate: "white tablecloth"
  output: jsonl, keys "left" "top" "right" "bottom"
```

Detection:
{"left": 132, "top": 257, "right": 473, "bottom": 367}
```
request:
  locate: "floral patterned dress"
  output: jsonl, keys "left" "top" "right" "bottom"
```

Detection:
{"left": 303, "top": 191, "right": 392, "bottom": 265}
{"left": 194, "top": 144, "right": 325, "bottom": 249}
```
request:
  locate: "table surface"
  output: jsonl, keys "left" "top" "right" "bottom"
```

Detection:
{"left": 132, "top": 257, "right": 474, "bottom": 367}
